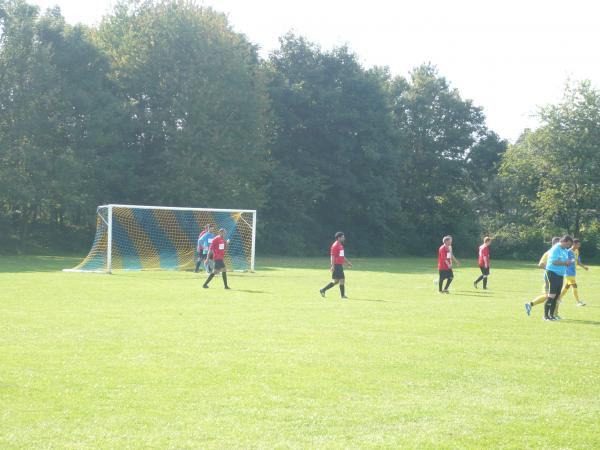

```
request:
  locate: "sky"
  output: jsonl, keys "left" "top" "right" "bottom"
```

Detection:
{"left": 28, "top": 0, "right": 600, "bottom": 142}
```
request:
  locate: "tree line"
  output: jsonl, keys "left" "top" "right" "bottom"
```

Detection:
{"left": 1, "top": 0, "right": 600, "bottom": 258}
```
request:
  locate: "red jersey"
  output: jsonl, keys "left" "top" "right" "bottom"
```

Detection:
{"left": 209, "top": 235, "right": 226, "bottom": 260}
{"left": 331, "top": 241, "right": 345, "bottom": 265}
{"left": 438, "top": 244, "right": 452, "bottom": 270}
{"left": 478, "top": 244, "right": 490, "bottom": 267}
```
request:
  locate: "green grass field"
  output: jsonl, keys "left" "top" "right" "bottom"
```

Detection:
{"left": 1, "top": 256, "right": 599, "bottom": 448}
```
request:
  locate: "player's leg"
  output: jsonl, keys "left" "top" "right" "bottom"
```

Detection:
{"left": 482, "top": 267, "right": 489, "bottom": 289}
{"left": 203, "top": 267, "right": 216, "bottom": 288}
{"left": 339, "top": 278, "right": 347, "bottom": 298}
{"left": 438, "top": 271, "right": 445, "bottom": 293}
{"left": 216, "top": 260, "right": 229, "bottom": 289}
{"left": 195, "top": 251, "right": 202, "bottom": 273}
{"left": 546, "top": 271, "right": 563, "bottom": 320}
{"left": 474, "top": 267, "right": 484, "bottom": 288}
{"left": 443, "top": 270, "right": 453, "bottom": 292}
{"left": 320, "top": 276, "right": 339, "bottom": 297}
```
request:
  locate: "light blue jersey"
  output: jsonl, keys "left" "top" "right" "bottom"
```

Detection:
{"left": 565, "top": 249, "right": 577, "bottom": 277}
{"left": 200, "top": 232, "right": 215, "bottom": 255}
{"left": 546, "top": 243, "right": 571, "bottom": 276}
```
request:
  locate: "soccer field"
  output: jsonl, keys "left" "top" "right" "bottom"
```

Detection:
{"left": 1, "top": 256, "right": 599, "bottom": 448}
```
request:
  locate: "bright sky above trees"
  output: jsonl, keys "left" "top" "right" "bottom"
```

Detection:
{"left": 28, "top": 0, "right": 600, "bottom": 142}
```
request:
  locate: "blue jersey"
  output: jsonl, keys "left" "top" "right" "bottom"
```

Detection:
{"left": 565, "top": 249, "right": 577, "bottom": 277}
{"left": 199, "top": 232, "right": 215, "bottom": 254}
{"left": 546, "top": 243, "right": 571, "bottom": 276}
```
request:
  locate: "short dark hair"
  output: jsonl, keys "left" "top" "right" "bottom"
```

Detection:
{"left": 573, "top": 239, "right": 581, "bottom": 245}
{"left": 335, "top": 232, "right": 344, "bottom": 239}
{"left": 561, "top": 235, "right": 573, "bottom": 243}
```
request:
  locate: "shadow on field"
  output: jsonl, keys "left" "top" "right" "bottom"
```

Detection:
{"left": 257, "top": 257, "right": 540, "bottom": 274}
{"left": 349, "top": 297, "right": 407, "bottom": 304}
{"left": 232, "top": 289, "right": 269, "bottom": 294}
{"left": 561, "top": 319, "right": 600, "bottom": 326}
{"left": 0, "top": 255, "right": 81, "bottom": 273}
{"left": 451, "top": 290, "right": 496, "bottom": 297}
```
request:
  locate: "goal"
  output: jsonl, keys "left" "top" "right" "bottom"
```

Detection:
{"left": 65, "top": 204, "right": 256, "bottom": 273}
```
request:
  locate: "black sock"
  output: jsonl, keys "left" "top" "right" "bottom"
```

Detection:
{"left": 474, "top": 275, "right": 484, "bottom": 285}
{"left": 438, "top": 278, "right": 444, "bottom": 292}
{"left": 444, "top": 278, "right": 453, "bottom": 291}
{"left": 322, "top": 282, "right": 335, "bottom": 292}
{"left": 195, "top": 260, "right": 201, "bottom": 272}
{"left": 340, "top": 285, "right": 345, "bottom": 297}
{"left": 482, "top": 277, "right": 488, "bottom": 289}
{"left": 222, "top": 272, "right": 228, "bottom": 287}
{"left": 544, "top": 299, "right": 552, "bottom": 318}
{"left": 204, "top": 273, "right": 215, "bottom": 286}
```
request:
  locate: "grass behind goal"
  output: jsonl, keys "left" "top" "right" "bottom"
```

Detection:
{"left": 1, "top": 256, "right": 599, "bottom": 448}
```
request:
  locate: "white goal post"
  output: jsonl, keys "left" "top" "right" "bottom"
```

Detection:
{"left": 65, "top": 204, "right": 257, "bottom": 273}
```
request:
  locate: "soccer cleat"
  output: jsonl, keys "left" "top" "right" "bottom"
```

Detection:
{"left": 319, "top": 289, "right": 326, "bottom": 298}
{"left": 525, "top": 303, "right": 531, "bottom": 316}
{"left": 577, "top": 300, "right": 586, "bottom": 306}
{"left": 341, "top": 295, "right": 348, "bottom": 299}
{"left": 224, "top": 286, "right": 231, "bottom": 290}
{"left": 442, "top": 290, "right": 450, "bottom": 294}
{"left": 202, "top": 284, "right": 208, "bottom": 289}
{"left": 554, "top": 315, "right": 562, "bottom": 320}
{"left": 544, "top": 317, "right": 552, "bottom": 321}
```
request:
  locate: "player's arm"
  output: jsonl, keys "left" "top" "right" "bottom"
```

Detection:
{"left": 451, "top": 255, "right": 460, "bottom": 267}
{"left": 577, "top": 256, "right": 589, "bottom": 271}
{"left": 330, "top": 253, "right": 335, "bottom": 271}
{"left": 344, "top": 257, "right": 353, "bottom": 268}
{"left": 483, "top": 254, "right": 489, "bottom": 268}
{"left": 550, "top": 256, "right": 572, "bottom": 266}
{"left": 538, "top": 252, "right": 549, "bottom": 269}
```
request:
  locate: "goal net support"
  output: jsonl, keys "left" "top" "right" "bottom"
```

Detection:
{"left": 65, "top": 204, "right": 256, "bottom": 273}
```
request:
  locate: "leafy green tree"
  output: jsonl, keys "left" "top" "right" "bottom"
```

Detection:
{"left": 389, "top": 65, "right": 491, "bottom": 253}
{"left": 0, "top": 1, "right": 128, "bottom": 249}
{"left": 500, "top": 81, "right": 600, "bottom": 242}
{"left": 264, "top": 34, "right": 399, "bottom": 254}
{"left": 93, "top": 0, "right": 270, "bottom": 209}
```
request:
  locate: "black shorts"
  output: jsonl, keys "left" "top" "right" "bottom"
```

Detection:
{"left": 332, "top": 264, "right": 345, "bottom": 280}
{"left": 546, "top": 270, "right": 564, "bottom": 296}
{"left": 479, "top": 266, "right": 490, "bottom": 276}
{"left": 214, "top": 259, "right": 226, "bottom": 270}
{"left": 439, "top": 269, "right": 453, "bottom": 280}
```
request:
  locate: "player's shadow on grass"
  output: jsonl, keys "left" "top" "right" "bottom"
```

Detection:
{"left": 450, "top": 290, "right": 496, "bottom": 297}
{"left": 561, "top": 318, "right": 600, "bottom": 326}
{"left": 233, "top": 289, "right": 269, "bottom": 294}
{"left": 349, "top": 297, "right": 402, "bottom": 304}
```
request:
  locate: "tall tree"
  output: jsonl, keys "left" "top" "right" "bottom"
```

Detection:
{"left": 500, "top": 81, "right": 600, "bottom": 238}
{"left": 389, "top": 65, "right": 490, "bottom": 252}
{"left": 0, "top": 1, "right": 125, "bottom": 248}
{"left": 93, "top": 0, "right": 270, "bottom": 209}
{"left": 264, "top": 34, "right": 398, "bottom": 254}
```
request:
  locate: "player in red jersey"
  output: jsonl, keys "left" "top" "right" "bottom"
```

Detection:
{"left": 202, "top": 228, "right": 230, "bottom": 289}
{"left": 474, "top": 236, "right": 492, "bottom": 289}
{"left": 438, "top": 235, "right": 460, "bottom": 293}
{"left": 320, "top": 231, "right": 353, "bottom": 299}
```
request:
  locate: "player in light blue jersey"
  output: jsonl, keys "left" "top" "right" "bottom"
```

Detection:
{"left": 544, "top": 235, "right": 574, "bottom": 321}
{"left": 199, "top": 224, "right": 216, "bottom": 273}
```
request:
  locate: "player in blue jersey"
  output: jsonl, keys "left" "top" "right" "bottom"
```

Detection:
{"left": 194, "top": 224, "right": 209, "bottom": 272}
{"left": 198, "top": 224, "right": 216, "bottom": 273}
{"left": 543, "top": 235, "right": 574, "bottom": 321}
